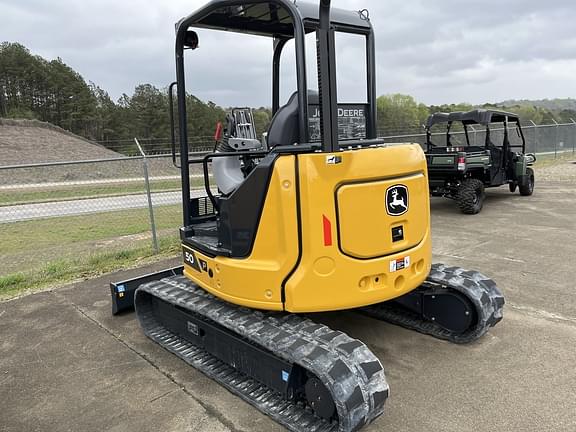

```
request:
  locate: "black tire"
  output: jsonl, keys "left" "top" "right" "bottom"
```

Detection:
{"left": 519, "top": 167, "right": 534, "bottom": 196}
{"left": 457, "top": 179, "right": 485, "bottom": 214}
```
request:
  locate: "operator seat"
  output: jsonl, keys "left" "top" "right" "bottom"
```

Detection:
{"left": 267, "top": 92, "right": 299, "bottom": 147}
{"left": 267, "top": 91, "right": 318, "bottom": 147}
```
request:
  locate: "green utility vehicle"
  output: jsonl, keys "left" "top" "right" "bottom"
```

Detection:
{"left": 425, "top": 110, "right": 536, "bottom": 214}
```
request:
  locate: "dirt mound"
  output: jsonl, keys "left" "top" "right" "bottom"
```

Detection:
{"left": 0, "top": 119, "right": 121, "bottom": 166}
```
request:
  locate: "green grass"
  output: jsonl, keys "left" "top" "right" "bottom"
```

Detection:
{"left": 0, "top": 236, "right": 180, "bottom": 299}
{"left": 1, "top": 204, "right": 182, "bottom": 256}
{"left": 0, "top": 179, "right": 207, "bottom": 206}
{"left": 0, "top": 204, "right": 184, "bottom": 298}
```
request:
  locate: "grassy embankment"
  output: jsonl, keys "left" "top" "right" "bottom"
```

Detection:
{"left": 0, "top": 205, "right": 182, "bottom": 299}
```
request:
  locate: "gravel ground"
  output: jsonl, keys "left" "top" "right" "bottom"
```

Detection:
{"left": 534, "top": 155, "right": 576, "bottom": 182}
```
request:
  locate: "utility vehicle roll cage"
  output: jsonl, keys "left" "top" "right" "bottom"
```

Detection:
{"left": 171, "top": 0, "right": 379, "bottom": 227}
{"left": 425, "top": 109, "right": 526, "bottom": 154}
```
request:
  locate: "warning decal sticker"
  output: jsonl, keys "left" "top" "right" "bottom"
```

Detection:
{"left": 390, "top": 256, "right": 410, "bottom": 273}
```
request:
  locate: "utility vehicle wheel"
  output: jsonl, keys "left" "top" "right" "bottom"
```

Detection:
{"left": 457, "top": 179, "right": 485, "bottom": 214}
{"left": 519, "top": 168, "right": 534, "bottom": 196}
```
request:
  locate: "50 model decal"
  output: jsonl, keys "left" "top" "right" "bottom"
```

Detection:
{"left": 183, "top": 247, "right": 201, "bottom": 271}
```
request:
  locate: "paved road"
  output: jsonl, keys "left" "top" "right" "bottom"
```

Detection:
{"left": 1, "top": 182, "right": 576, "bottom": 432}
{"left": 0, "top": 190, "right": 205, "bottom": 223}
{"left": 0, "top": 175, "right": 182, "bottom": 191}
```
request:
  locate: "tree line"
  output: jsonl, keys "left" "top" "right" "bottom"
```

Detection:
{"left": 1, "top": 42, "right": 574, "bottom": 152}
{"left": 0, "top": 42, "right": 249, "bottom": 148}
{"left": 377, "top": 94, "right": 576, "bottom": 136}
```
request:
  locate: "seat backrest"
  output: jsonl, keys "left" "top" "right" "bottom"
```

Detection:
{"left": 267, "top": 92, "right": 300, "bottom": 148}
{"left": 267, "top": 91, "right": 321, "bottom": 148}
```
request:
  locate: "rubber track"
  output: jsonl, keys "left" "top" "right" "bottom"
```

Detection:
{"left": 135, "top": 275, "right": 389, "bottom": 432}
{"left": 361, "top": 264, "right": 505, "bottom": 344}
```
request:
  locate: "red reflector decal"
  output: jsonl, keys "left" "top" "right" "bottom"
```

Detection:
{"left": 214, "top": 122, "right": 223, "bottom": 142}
{"left": 322, "top": 215, "right": 332, "bottom": 246}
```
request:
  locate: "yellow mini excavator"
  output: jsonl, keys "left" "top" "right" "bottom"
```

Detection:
{"left": 110, "top": 1, "right": 504, "bottom": 431}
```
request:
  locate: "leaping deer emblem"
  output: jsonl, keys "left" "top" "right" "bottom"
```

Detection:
{"left": 389, "top": 188, "right": 407, "bottom": 211}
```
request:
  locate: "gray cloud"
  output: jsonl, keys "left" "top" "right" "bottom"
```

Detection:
{"left": 1, "top": 0, "right": 575, "bottom": 107}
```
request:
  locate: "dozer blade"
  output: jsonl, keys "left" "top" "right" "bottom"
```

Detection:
{"left": 110, "top": 266, "right": 183, "bottom": 314}
{"left": 135, "top": 275, "right": 389, "bottom": 432}
{"left": 362, "top": 264, "right": 505, "bottom": 344}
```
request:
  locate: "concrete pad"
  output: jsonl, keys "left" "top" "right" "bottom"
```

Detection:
{"left": 317, "top": 309, "right": 576, "bottom": 432}
{"left": 1, "top": 180, "right": 575, "bottom": 432}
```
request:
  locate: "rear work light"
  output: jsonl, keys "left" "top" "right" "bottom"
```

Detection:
{"left": 457, "top": 156, "right": 466, "bottom": 171}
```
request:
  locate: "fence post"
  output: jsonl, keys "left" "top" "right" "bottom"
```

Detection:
{"left": 529, "top": 120, "right": 537, "bottom": 154}
{"left": 552, "top": 119, "right": 559, "bottom": 158}
{"left": 134, "top": 138, "right": 159, "bottom": 254}
{"left": 571, "top": 119, "right": 576, "bottom": 155}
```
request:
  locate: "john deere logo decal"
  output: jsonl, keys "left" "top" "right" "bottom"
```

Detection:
{"left": 326, "top": 154, "right": 342, "bottom": 165}
{"left": 386, "top": 185, "right": 409, "bottom": 216}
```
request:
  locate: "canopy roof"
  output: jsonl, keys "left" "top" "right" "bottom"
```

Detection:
{"left": 176, "top": 0, "right": 372, "bottom": 38}
{"left": 427, "top": 109, "right": 520, "bottom": 128}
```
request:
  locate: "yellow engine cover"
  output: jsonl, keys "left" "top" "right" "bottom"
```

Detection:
{"left": 284, "top": 144, "right": 432, "bottom": 312}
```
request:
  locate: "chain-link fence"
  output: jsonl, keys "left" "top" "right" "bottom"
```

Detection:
{"left": 93, "top": 136, "right": 215, "bottom": 156}
{"left": 1, "top": 121, "right": 574, "bottom": 279}
{"left": 0, "top": 147, "right": 208, "bottom": 278}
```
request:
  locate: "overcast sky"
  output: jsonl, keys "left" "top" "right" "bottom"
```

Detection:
{"left": 2, "top": 0, "right": 575, "bottom": 107}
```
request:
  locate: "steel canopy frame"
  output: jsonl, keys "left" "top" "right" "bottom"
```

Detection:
{"left": 175, "top": 0, "right": 309, "bottom": 226}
